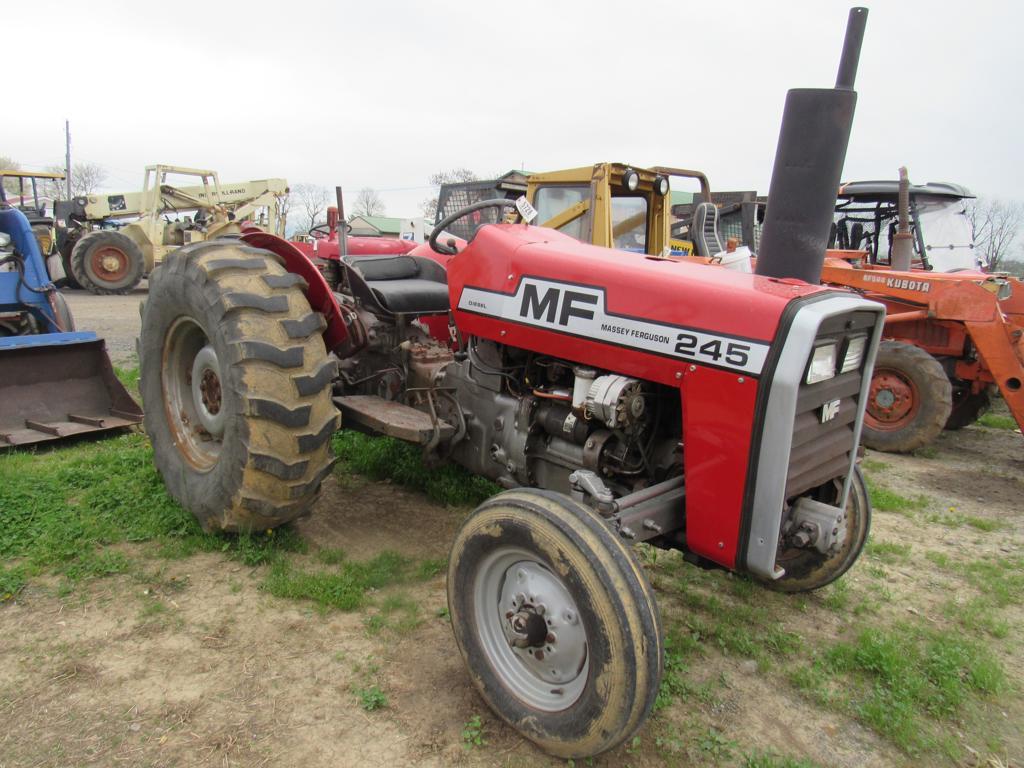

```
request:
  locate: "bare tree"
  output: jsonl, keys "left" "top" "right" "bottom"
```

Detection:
{"left": 420, "top": 168, "right": 478, "bottom": 219}
{"left": 966, "top": 197, "right": 1024, "bottom": 272}
{"left": 292, "top": 183, "right": 331, "bottom": 232}
{"left": 69, "top": 162, "right": 106, "bottom": 197}
{"left": 0, "top": 155, "right": 20, "bottom": 195}
{"left": 352, "top": 187, "right": 386, "bottom": 218}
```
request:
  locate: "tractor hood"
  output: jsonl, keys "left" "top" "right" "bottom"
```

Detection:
{"left": 448, "top": 224, "right": 831, "bottom": 386}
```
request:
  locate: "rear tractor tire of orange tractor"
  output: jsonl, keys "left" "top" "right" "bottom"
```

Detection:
{"left": 862, "top": 341, "right": 952, "bottom": 453}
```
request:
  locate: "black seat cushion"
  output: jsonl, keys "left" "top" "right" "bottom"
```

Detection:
{"left": 345, "top": 255, "right": 450, "bottom": 315}
{"left": 368, "top": 278, "right": 450, "bottom": 314}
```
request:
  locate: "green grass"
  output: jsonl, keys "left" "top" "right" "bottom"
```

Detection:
{"left": 743, "top": 752, "right": 823, "bottom": 768}
{"left": 461, "top": 714, "right": 486, "bottom": 749}
{"left": 332, "top": 431, "right": 499, "bottom": 507}
{"left": 353, "top": 685, "right": 388, "bottom": 711}
{"left": 793, "top": 625, "right": 1005, "bottom": 752}
{"left": 262, "top": 550, "right": 439, "bottom": 613}
{"left": 977, "top": 413, "right": 1018, "bottom": 430}
{"left": 864, "top": 540, "right": 912, "bottom": 563}
{"left": 863, "top": 475, "right": 930, "bottom": 514}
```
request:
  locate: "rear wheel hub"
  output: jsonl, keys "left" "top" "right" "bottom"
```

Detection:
{"left": 868, "top": 370, "right": 917, "bottom": 427}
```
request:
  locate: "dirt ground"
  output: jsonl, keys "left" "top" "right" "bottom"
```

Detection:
{"left": 63, "top": 285, "right": 147, "bottom": 366}
{"left": 2, "top": 421, "right": 1020, "bottom": 768}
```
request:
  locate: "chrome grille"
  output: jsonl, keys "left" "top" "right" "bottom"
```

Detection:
{"left": 785, "top": 311, "right": 877, "bottom": 499}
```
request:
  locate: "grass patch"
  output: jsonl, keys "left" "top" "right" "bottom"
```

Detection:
{"left": 794, "top": 624, "right": 1005, "bottom": 752}
{"left": 353, "top": 685, "right": 388, "bottom": 711}
{"left": 977, "top": 413, "right": 1018, "bottom": 430}
{"left": 461, "top": 714, "right": 486, "bottom": 749}
{"left": 863, "top": 475, "right": 929, "bottom": 514}
{"left": 744, "top": 750, "right": 823, "bottom": 768}
{"left": 262, "top": 550, "right": 437, "bottom": 612}
{"left": 0, "top": 564, "right": 27, "bottom": 602}
{"left": 864, "top": 539, "right": 912, "bottom": 563}
{"left": 964, "top": 516, "right": 1003, "bottom": 532}
{"left": 113, "top": 364, "right": 140, "bottom": 396}
{"left": 332, "top": 431, "right": 498, "bottom": 507}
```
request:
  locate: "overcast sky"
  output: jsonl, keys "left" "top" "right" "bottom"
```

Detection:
{"left": 6, "top": 0, "right": 1022, "bottom": 218}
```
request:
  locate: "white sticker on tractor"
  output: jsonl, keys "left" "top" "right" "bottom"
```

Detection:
{"left": 458, "top": 277, "right": 770, "bottom": 375}
{"left": 515, "top": 196, "right": 538, "bottom": 224}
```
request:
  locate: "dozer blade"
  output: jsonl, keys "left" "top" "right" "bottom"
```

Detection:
{"left": 0, "top": 338, "right": 143, "bottom": 447}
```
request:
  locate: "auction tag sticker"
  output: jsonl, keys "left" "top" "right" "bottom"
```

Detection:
{"left": 515, "top": 195, "right": 538, "bottom": 224}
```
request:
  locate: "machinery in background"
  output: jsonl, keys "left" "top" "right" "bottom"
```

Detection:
{"left": 55, "top": 165, "right": 288, "bottom": 294}
{"left": 0, "top": 206, "right": 142, "bottom": 446}
{"left": 817, "top": 169, "right": 1023, "bottom": 450}
{"left": 0, "top": 169, "right": 66, "bottom": 274}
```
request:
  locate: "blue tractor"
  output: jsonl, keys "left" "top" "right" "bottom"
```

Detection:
{"left": 0, "top": 206, "right": 141, "bottom": 446}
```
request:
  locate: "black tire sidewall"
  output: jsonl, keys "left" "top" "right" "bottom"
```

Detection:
{"left": 760, "top": 466, "right": 871, "bottom": 593}
{"left": 73, "top": 231, "right": 145, "bottom": 293}
{"left": 140, "top": 265, "right": 247, "bottom": 528}
{"left": 448, "top": 492, "right": 660, "bottom": 757}
{"left": 863, "top": 342, "right": 952, "bottom": 452}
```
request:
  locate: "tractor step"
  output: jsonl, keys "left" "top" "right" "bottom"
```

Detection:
{"left": 333, "top": 395, "right": 454, "bottom": 445}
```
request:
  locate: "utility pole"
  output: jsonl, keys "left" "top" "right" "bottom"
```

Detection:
{"left": 64, "top": 120, "right": 72, "bottom": 199}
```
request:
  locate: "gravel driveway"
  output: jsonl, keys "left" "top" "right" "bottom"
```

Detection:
{"left": 62, "top": 283, "right": 148, "bottom": 366}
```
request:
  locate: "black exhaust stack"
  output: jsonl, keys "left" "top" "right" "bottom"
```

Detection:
{"left": 755, "top": 7, "right": 868, "bottom": 284}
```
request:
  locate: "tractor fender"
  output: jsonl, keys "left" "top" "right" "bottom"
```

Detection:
{"left": 240, "top": 231, "right": 351, "bottom": 356}
{"left": 119, "top": 222, "right": 157, "bottom": 272}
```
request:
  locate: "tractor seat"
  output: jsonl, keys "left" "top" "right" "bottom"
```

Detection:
{"left": 691, "top": 201, "right": 725, "bottom": 257}
{"left": 343, "top": 255, "right": 450, "bottom": 315}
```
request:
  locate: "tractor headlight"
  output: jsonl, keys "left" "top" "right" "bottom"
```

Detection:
{"left": 806, "top": 343, "right": 837, "bottom": 384}
{"left": 840, "top": 335, "right": 867, "bottom": 374}
{"left": 622, "top": 169, "right": 640, "bottom": 192}
{"left": 654, "top": 175, "right": 670, "bottom": 196}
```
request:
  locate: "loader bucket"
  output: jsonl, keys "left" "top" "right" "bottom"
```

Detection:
{"left": 0, "top": 337, "right": 143, "bottom": 447}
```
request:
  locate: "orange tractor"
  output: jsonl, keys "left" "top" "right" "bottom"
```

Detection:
{"left": 821, "top": 173, "right": 1024, "bottom": 452}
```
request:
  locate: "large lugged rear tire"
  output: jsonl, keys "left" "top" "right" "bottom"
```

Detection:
{"left": 862, "top": 341, "right": 952, "bottom": 453}
{"left": 945, "top": 387, "right": 992, "bottom": 430}
{"left": 139, "top": 241, "right": 339, "bottom": 531}
{"left": 447, "top": 489, "right": 662, "bottom": 759}
{"left": 71, "top": 229, "right": 146, "bottom": 294}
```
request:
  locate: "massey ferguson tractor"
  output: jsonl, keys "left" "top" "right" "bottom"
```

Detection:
{"left": 139, "top": 9, "right": 881, "bottom": 758}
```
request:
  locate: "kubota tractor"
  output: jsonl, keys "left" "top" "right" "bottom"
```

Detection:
{"left": 139, "top": 9, "right": 880, "bottom": 758}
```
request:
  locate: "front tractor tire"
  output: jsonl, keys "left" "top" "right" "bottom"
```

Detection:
{"left": 862, "top": 341, "right": 952, "bottom": 453}
{"left": 447, "top": 489, "right": 663, "bottom": 759}
{"left": 762, "top": 465, "right": 871, "bottom": 593}
{"left": 139, "top": 242, "right": 339, "bottom": 531}
{"left": 70, "top": 229, "right": 146, "bottom": 294}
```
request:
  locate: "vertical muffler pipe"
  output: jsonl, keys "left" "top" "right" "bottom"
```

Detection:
{"left": 890, "top": 166, "right": 914, "bottom": 271}
{"left": 755, "top": 7, "right": 868, "bottom": 284}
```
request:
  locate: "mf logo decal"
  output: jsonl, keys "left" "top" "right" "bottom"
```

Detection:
{"left": 458, "top": 277, "right": 770, "bottom": 375}
{"left": 820, "top": 399, "right": 841, "bottom": 423}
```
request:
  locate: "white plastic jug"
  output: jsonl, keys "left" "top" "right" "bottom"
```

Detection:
{"left": 716, "top": 246, "right": 752, "bottom": 273}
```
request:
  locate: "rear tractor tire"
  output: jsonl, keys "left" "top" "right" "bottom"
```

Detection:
{"left": 862, "top": 341, "right": 952, "bottom": 453}
{"left": 139, "top": 241, "right": 339, "bottom": 531}
{"left": 447, "top": 489, "right": 663, "bottom": 758}
{"left": 945, "top": 387, "right": 992, "bottom": 430}
{"left": 70, "top": 230, "right": 146, "bottom": 295}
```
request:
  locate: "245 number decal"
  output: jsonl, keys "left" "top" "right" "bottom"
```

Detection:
{"left": 675, "top": 333, "right": 751, "bottom": 367}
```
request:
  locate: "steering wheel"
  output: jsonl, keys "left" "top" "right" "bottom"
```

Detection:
{"left": 429, "top": 198, "right": 518, "bottom": 256}
{"left": 309, "top": 222, "right": 352, "bottom": 240}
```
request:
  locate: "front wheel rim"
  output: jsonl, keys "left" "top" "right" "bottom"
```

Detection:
{"left": 472, "top": 547, "right": 589, "bottom": 712}
{"left": 162, "top": 317, "right": 225, "bottom": 469}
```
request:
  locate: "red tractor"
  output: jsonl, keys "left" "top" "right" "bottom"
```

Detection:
{"left": 138, "top": 9, "right": 880, "bottom": 758}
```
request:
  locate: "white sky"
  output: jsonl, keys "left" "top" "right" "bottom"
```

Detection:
{"left": 5, "top": 0, "right": 1022, "bottom": 218}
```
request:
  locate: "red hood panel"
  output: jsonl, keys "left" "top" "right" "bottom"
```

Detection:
{"left": 448, "top": 224, "right": 827, "bottom": 382}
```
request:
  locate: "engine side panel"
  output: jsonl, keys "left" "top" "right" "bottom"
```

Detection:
{"left": 681, "top": 368, "right": 758, "bottom": 567}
